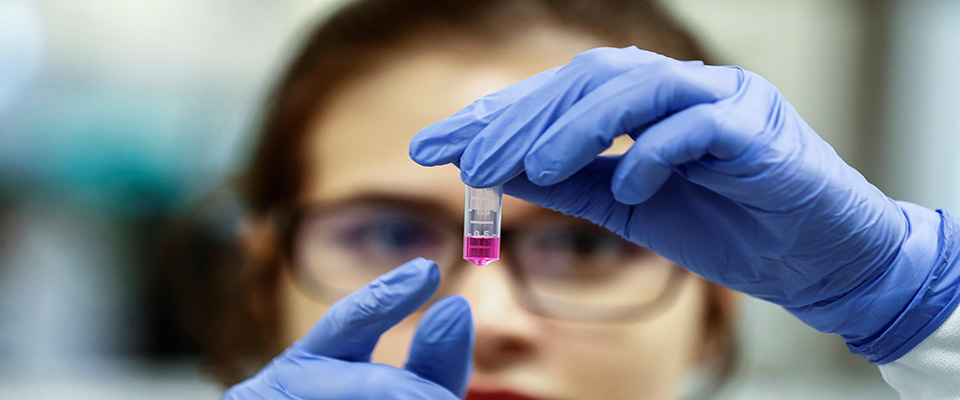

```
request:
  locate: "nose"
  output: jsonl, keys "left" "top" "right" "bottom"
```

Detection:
{"left": 454, "top": 258, "right": 539, "bottom": 371}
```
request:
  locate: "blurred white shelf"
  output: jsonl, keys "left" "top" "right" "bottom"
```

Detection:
{"left": 0, "top": 357, "right": 222, "bottom": 400}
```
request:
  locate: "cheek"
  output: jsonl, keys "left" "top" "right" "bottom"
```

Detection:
{"left": 540, "top": 277, "right": 707, "bottom": 399}
{"left": 370, "top": 316, "right": 420, "bottom": 366}
{"left": 278, "top": 267, "right": 330, "bottom": 346}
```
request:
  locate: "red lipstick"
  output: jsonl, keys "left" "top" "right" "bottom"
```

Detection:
{"left": 465, "top": 389, "right": 551, "bottom": 400}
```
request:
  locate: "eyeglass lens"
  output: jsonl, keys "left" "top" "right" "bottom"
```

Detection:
{"left": 290, "top": 203, "right": 680, "bottom": 320}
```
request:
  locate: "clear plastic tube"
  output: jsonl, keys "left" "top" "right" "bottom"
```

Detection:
{"left": 463, "top": 185, "right": 502, "bottom": 266}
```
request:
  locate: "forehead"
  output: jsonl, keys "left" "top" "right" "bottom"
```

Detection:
{"left": 300, "top": 29, "right": 617, "bottom": 215}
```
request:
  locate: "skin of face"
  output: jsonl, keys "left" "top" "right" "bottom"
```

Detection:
{"left": 276, "top": 27, "right": 713, "bottom": 400}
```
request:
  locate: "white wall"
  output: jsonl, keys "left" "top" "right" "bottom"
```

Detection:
{"left": 666, "top": 1, "right": 897, "bottom": 398}
{"left": 877, "top": 0, "right": 960, "bottom": 210}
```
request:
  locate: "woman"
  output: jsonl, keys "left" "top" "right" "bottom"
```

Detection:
{"left": 181, "top": 0, "right": 960, "bottom": 399}
{"left": 185, "top": 0, "right": 739, "bottom": 399}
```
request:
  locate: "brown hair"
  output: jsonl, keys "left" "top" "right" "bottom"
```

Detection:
{"left": 174, "top": 0, "right": 736, "bottom": 392}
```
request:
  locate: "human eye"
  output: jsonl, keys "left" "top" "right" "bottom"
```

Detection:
{"left": 337, "top": 212, "right": 446, "bottom": 259}
{"left": 530, "top": 223, "right": 633, "bottom": 259}
{"left": 514, "top": 218, "right": 651, "bottom": 282}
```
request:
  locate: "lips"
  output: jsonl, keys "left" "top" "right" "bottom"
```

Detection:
{"left": 465, "top": 389, "right": 552, "bottom": 400}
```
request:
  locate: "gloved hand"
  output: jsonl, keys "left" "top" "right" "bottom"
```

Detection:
{"left": 410, "top": 46, "right": 960, "bottom": 363}
{"left": 223, "top": 258, "right": 473, "bottom": 399}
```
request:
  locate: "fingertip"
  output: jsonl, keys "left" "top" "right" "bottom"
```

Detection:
{"left": 458, "top": 146, "right": 479, "bottom": 185}
{"left": 524, "top": 152, "right": 562, "bottom": 186}
{"left": 533, "top": 170, "right": 559, "bottom": 186}
{"left": 611, "top": 177, "right": 646, "bottom": 205}
{"left": 406, "top": 295, "right": 473, "bottom": 397}
{"left": 409, "top": 132, "right": 448, "bottom": 166}
{"left": 406, "top": 257, "right": 440, "bottom": 284}
{"left": 411, "top": 296, "right": 473, "bottom": 349}
{"left": 408, "top": 139, "right": 430, "bottom": 166}
{"left": 409, "top": 256, "right": 435, "bottom": 267}
{"left": 424, "top": 258, "right": 442, "bottom": 285}
{"left": 612, "top": 184, "right": 652, "bottom": 205}
{"left": 459, "top": 169, "right": 475, "bottom": 187}
{"left": 426, "top": 295, "right": 472, "bottom": 322}
{"left": 418, "top": 296, "right": 473, "bottom": 343}
{"left": 611, "top": 157, "right": 665, "bottom": 205}
{"left": 460, "top": 169, "right": 496, "bottom": 189}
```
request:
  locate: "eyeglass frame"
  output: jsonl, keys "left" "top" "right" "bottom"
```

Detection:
{"left": 270, "top": 194, "right": 689, "bottom": 322}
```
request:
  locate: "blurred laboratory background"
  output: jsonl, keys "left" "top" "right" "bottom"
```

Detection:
{"left": 1, "top": 0, "right": 958, "bottom": 399}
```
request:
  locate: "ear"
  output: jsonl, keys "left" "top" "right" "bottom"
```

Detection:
{"left": 681, "top": 280, "right": 740, "bottom": 400}
{"left": 238, "top": 215, "right": 285, "bottom": 355}
{"left": 698, "top": 281, "right": 741, "bottom": 365}
{"left": 239, "top": 214, "right": 280, "bottom": 319}
{"left": 240, "top": 215, "right": 280, "bottom": 272}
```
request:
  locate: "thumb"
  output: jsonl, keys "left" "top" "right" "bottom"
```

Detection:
{"left": 404, "top": 295, "right": 474, "bottom": 398}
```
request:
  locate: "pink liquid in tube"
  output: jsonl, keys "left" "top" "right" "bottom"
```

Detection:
{"left": 464, "top": 185, "right": 502, "bottom": 266}
{"left": 464, "top": 236, "right": 500, "bottom": 266}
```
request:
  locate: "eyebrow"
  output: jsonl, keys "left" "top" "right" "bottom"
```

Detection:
{"left": 306, "top": 191, "right": 461, "bottom": 220}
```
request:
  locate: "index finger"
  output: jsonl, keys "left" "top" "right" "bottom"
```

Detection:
{"left": 523, "top": 62, "right": 742, "bottom": 186}
{"left": 409, "top": 66, "right": 560, "bottom": 167}
{"left": 295, "top": 257, "right": 440, "bottom": 362}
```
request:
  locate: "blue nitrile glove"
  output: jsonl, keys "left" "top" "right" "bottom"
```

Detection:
{"left": 409, "top": 46, "right": 960, "bottom": 363}
{"left": 223, "top": 258, "right": 473, "bottom": 399}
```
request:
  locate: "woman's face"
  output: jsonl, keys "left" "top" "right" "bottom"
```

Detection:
{"left": 277, "top": 29, "right": 713, "bottom": 400}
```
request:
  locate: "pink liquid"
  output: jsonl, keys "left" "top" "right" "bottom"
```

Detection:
{"left": 463, "top": 236, "right": 500, "bottom": 266}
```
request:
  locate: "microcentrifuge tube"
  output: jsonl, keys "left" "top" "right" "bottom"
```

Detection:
{"left": 463, "top": 184, "right": 502, "bottom": 266}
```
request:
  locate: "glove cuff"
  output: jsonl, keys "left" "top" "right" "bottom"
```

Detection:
{"left": 846, "top": 204, "right": 960, "bottom": 364}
